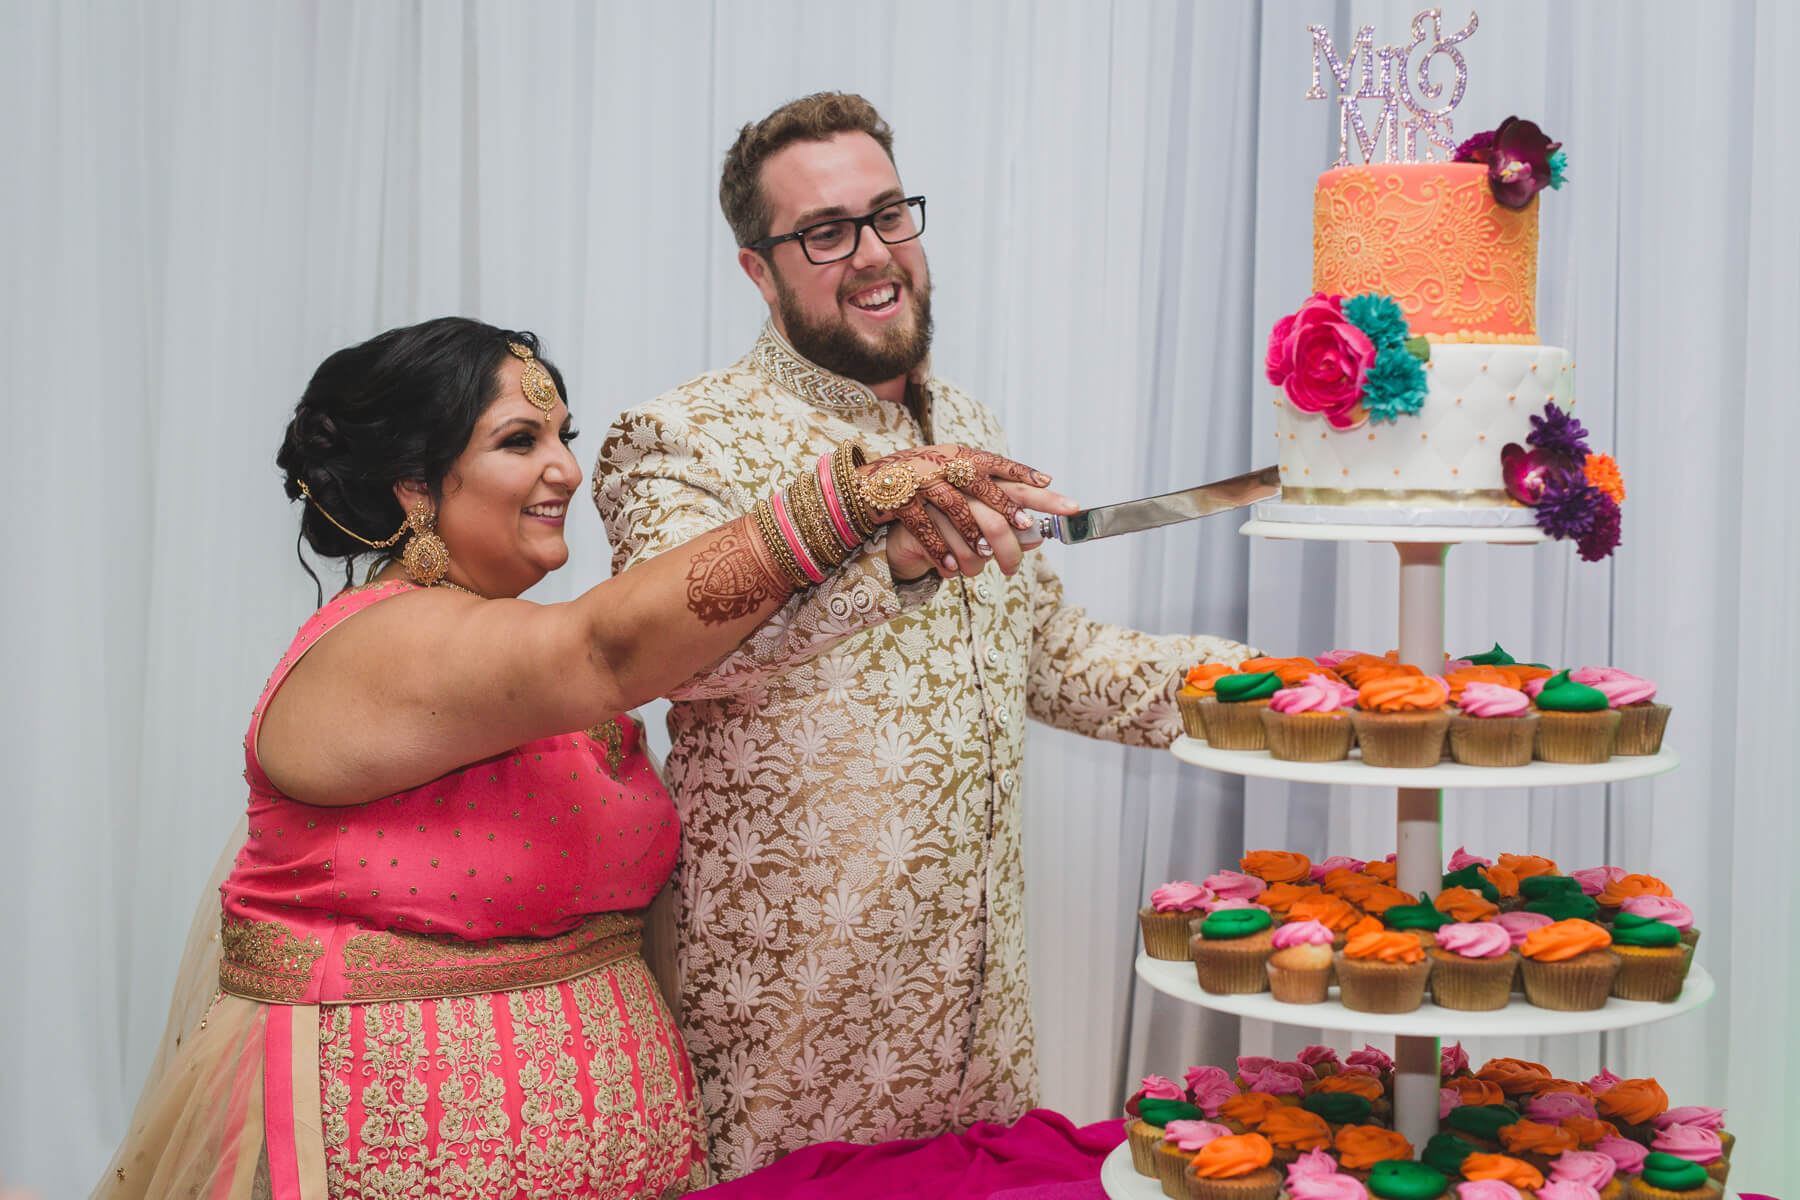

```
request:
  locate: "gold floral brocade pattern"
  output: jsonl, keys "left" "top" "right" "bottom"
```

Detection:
{"left": 319, "top": 956, "right": 709, "bottom": 1198}
{"left": 219, "top": 915, "right": 325, "bottom": 1003}
{"left": 1313, "top": 165, "right": 1539, "bottom": 341}
{"left": 592, "top": 325, "right": 1252, "bottom": 1179}
{"left": 338, "top": 911, "right": 645, "bottom": 1002}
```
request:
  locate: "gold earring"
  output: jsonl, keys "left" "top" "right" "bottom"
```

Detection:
{"left": 400, "top": 503, "right": 450, "bottom": 586}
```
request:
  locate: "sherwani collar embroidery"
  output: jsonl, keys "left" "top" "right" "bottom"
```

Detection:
{"left": 751, "top": 321, "right": 880, "bottom": 412}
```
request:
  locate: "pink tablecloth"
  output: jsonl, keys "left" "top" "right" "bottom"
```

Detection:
{"left": 689, "top": 1109, "right": 1125, "bottom": 1200}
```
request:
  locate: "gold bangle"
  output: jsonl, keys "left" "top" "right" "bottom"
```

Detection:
{"left": 788, "top": 469, "right": 851, "bottom": 570}
{"left": 835, "top": 443, "right": 880, "bottom": 539}
{"left": 751, "top": 497, "right": 812, "bottom": 590}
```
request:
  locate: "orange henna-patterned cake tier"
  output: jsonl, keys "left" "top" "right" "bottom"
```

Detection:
{"left": 1313, "top": 163, "right": 1540, "bottom": 343}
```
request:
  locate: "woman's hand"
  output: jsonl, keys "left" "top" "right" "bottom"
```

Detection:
{"left": 869, "top": 445, "right": 1078, "bottom": 580}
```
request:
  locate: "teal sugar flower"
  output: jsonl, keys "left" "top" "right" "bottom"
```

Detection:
{"left": 1362, "top": 346, "right": 1429, "bottom": 423}
{"left": 1548, "top": 150, "right": 1569, "bottom": 190}
{"left": 1343, "top": 293, "right": 1410, "bottom": 350}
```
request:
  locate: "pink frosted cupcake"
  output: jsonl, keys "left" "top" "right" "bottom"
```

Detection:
{"left": 1449, "top": 682, "right": 1539, "bottom": 767}
{"left": 1572, "top": 866, "right": 1627, "bottom": 898}
{"left": 1448, "top": 847, "right": 1493, "bottom": 872}
{"left": 1649, "top": 1125, "right": 1729, "bottom": 1187}
{"left": 1204, "top": 870, "right": 1268, "bottom": 903}
{"left": 1140, "top": 880, "right": 1216, "bottom": 960}
{"left": 1297, "top": 1044, "right": 1342, "bottom": 1078}
{"left": 1570, "top": 667, "right": 1671, "bottom": 756}
{"left": 1652, "top": 1109, "right": 1731, "bottom": 1164}
{"left": 1593, "top": 1135, "right": 1648, "bottom": 1190}
{"left": 1186, "top": 1065, "right": 1241, "bottom": 1118}
{"left": 1550, "top": 1150, "right": 1623, "bottom": 1200}
{"left": 1494, "top": 911, "right": 1553, "bottom": 993}
{"left": 1288, "top": 1171, "right": 1370, "bottom": 1200}
{"left": 1267, "top": 919, "right": 1336, "bottom": 1003}
{"left": 1261, "top": 673, "right": 1359, "bottom": 762}
{"left": 1429, "top": 921, "right": 1519, "bottom": 1011}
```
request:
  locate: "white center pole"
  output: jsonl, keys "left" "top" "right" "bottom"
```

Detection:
{"left": 1391, "top": 542, "right": 1449, "bottom": 1154}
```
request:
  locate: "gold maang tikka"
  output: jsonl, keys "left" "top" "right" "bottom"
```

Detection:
{"left": 509, "top": 342, "right": 559, "bottom": 422}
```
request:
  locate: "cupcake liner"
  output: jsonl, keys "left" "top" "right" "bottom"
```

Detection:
{"left": 1349, "top": 709, "right": 1450, "bottom": 768}
{"left": 1614, "top": 702, "right": 1672, "bottom": 755}
{"left": 1154, "top": 1142, "right": 1195, "bottom": 1197}
{"left": 1519, "top": 948, "right": 1621, "bottom": 1010}
{"left": 1182, "top": 1163, "right": 1284, "bottom": 1200}
{"left": 1267, "top": 958, "right": 1331, "bottom": 1004}
{"left": 1427, "top": 949, "right": 1518, "bottom": 1011}
{"left": 1534, "top": 708, "right": 1622, "bottom": 763}
{"left": 1140, "top": 907, "right": 1207, "bottom": 960}
{"left": 1127, "top": 1119, "right": 1163, "bottom": 1176}
{"left": 1260, "top": 708, "right": 1354, "bottom": 762}
{"left": 1332, "top": 951, "right": 1431, "bottom": 1012}
{"left": 1448, "top": 713, "right": 1539, "bottom": 767}
{"left": 1610, "top": 944, "right": 1687, "bottom": 1002}
{"left": 1176, "top": 692, "right": 1208, "bottom": 740}
{"left": 1624, "top": 1178, "right": 1722, "bottom": 1200}
{"left": 1191, "top": 929, "right": 1274, "bottom": 995}
{"left": 1197, "top": 699, "right": 1269, "bottom": 751}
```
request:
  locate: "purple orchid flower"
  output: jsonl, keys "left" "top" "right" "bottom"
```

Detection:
{"left": 1452, "top": 130, "right": 1496, "bottom": 165}
{"left": 1486, "top": 117, "right": 1561, "bottom": 209}
{"left": 1501, "top": 442, "right": 1575, "bottom": 505}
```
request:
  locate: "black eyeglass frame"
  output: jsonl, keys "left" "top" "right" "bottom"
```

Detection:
{"left": 747, "top": 195, "right": 928, "bottom": 264}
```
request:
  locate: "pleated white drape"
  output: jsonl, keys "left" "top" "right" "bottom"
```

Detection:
{"left": 3, "top": 2, "right": 1793, "bottom": 1195}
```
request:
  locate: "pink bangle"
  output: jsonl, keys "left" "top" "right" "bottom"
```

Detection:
{"left": 769, "top": 491, "right": 825, "bottom": 584}
{"left": 817, "top": 453, "right": 860, "bottom": 552}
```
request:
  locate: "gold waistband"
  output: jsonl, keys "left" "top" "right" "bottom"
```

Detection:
{"left": 220, "top": 910, "right": 645, "bottom": 1004}
{"left": 1283, "top": 487, "right": 1519, "bottom": 507}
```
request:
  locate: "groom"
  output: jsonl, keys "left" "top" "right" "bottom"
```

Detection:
{"left": 591, "top": 91, "right": 1252, "bottom": 1178}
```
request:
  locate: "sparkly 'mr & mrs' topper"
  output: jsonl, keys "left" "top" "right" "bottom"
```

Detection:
{"left": 1307, "top": 8, "right": 1479, "bottom": 167}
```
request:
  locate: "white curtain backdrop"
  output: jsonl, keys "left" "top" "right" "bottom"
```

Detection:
{"left": 3, "top": 1, "right": 1794, "bottom": 1195}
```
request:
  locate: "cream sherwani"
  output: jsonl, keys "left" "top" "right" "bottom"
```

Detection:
{"left": 592, "top": 325, "right": 1250, "bottom": 1179}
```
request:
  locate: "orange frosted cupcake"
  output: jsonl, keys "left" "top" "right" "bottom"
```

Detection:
{"left": 1350, "top": 674, "right": 1451, "bottom": 767}
{"left": 1436, "top": 887, "right": 1502, "bottom": 924}
{"left": 1197, "top": 671, "right": 1282, "bottom": 750}
{"left": 1178, "top": 663, "right": 1239, "bottom": 739}
{"left": 1474, "top": 1057, "right": 1553, "bottom": 1099}
{"left": 1334, "top": 928, "right": 1430, "bottom": 1012}
{"left": 1154, "top": 1119, "right": 1235, "bottom": 1197}
{"left": 1497, "top": 1119, "right": 1582, "bottom": 1171}
{"left": 1240, "top": 849, "right": 1314, "bottom": 886}
{"left": 1461, "top": 1152, "right": 1545, "bottom": 1193}
{"left": 1238, "top": 656, "right": 1325, "bottom": 686}
{"left": 1256, "top": 881, "right": 1323, "bottom": 918}
{"left": 1332, "top": 1125, "right": 1413, "bottom": 1181}
{"left": 1256, "top": 1107, "right": 1332, "bottom": 1164}
{"left": 1286, "top": 895, "right": 1364, "bottom": 947}
{"left": 1519, "top": 919, "right": 1620, "bottom": 1010}
{"left": 1217, "top": 1092, "right": 1287, "bottom": 1136}
{"left": 1445, "top": 1076, "right": 1506, "bottom": 1108}
{"left": 1182, "top": 1132, "right": 1281, "bottom": 1200}
{"left": 1595, "top": 1078, "right": 1670, "bottom": 1144}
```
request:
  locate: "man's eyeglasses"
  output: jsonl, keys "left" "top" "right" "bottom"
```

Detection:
{"left": 749, "top": 196, "right": 927, "bottom": 265}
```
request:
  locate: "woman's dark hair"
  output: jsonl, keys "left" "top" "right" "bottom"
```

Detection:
{"left": 276, "top": 316, "right": 569, "bottom": 600}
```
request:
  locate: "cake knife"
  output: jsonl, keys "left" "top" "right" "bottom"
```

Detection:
{"left": 1030, "top": 464, "right": 1280, "bottom": 545}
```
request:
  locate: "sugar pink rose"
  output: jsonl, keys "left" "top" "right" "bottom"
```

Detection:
{"left": 1266, "top": 293, "right": 1375, "bottom": 430}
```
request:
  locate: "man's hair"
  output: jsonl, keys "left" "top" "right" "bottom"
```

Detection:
{"left": 720, "top": 92, "right": 896, "bottom": 250}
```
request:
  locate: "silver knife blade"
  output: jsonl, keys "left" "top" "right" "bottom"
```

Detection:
{"left": 1035, "top": 465, "right": 1280, "bottom": 544}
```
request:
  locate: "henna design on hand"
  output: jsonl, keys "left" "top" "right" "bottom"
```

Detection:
{"left": 860, "top": 444, "right": 1048, "bottom": 564}
{"left": 685, "top": 516, "right": 791, "bottom": 625}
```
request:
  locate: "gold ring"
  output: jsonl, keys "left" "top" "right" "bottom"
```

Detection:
{"left": 943, "top": 459, "right": 978, "bottom": 489}
{"left": 859, "top": 463, "right": 920, "bottom": 511}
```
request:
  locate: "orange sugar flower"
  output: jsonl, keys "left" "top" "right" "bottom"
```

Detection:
{"left": 1183, "top": 663, "right": 1237, "bottom": 694}
{"left": 1597, "top": 873, "right": 1674, "bottom": 908}
{"left": 1479, "top": 864, "right": 1520, "bottom": 899}
{"left": 1358, "top": 885, "right": 1416, "bottom": 916}
{"left": 1343, "top": 930, "right": 1426, "bottom": 963}
{"left": 1519, "top": 919, "right": 1613, "bottom": 961}
{"left": 1443, "top": 666, "right": 1525, "bottom": 701}
{"left": 1191, "top": 1133, "right": 1275, "bottom": 1179}
{"left": 1476, "top": 1058, "right": 1553, "bottom": 1096}
{"left": 1447, "top": 1076, "right": 1505, "bottom": 1106}
{"left": 1258, "top": 882, "right": 1323, "bottom": 913}
{"left": 1461, "top": 1154, "right": 1545, "bottom": 1190}
{"left": 1560, "top": 1116, "right": 1621, "bottom": 1146}
{"left": 1534, "top": 1078, "right": 1596, "bottom": 1100}
{"left": 1595, "top": 1078, "right": 1669, "bottom": 1126}
{"left": 1219, "top": 1092, "right": 1286, "bottom": 1129}
{"left": 1313, "top": 1072, "right": 1384, "bottom": 1102}
{"left": 1435, "top": 886, "right": 1501, "bottom": 922}
{"left": 1241, "top": 850, "right": 1313, "bottom": 884}
{"left": 1499, "top": 1120, "right": 1580, "bottom": 1157}
{"left": 1238, "top": 656, "right": 1321, "bottom": 686}
{"left": 1585, "top": 453, "right": 1625, "bottom": 505}
{"left": 1361, "top": 860, "right": 1397, "bottom": 885}
{"left": 1496, "top": 853, "right": 1559, "bottom": 880}
{"left": 1333, "top": 1125, "right": 1413, "bottom": 1170}
{"left": 1357, "top": 674, "right": 1448, "bottom": 712}
{"left": 1345, "top": 914, "right": 1385, "bottom": 940}
{"left": 1258, "top": 1108, "right": 1332, "bottom": 1151}
{"left": 1287, "top": 895, "right": 1363, "bottom": 932}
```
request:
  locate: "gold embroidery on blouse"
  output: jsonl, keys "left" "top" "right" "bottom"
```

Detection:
{"left": 751, "top": 323, "right": 880, "bottom": 412}
{"left": 218, "top": 915, "right": 326, "bottom": 1003}
{"left": 586, "top": 717, "right": 628, "bottom": 779}
{"left": 337, "top": 910, "right": 644, "bottom": 1001}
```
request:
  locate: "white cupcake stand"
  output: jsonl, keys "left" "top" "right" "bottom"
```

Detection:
{"left": 1102, "top": 515, "right": 1701, "bottom": 1198}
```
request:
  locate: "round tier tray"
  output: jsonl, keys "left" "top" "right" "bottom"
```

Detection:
{"left": 1170, "top": 737, "right": 1679, "bottom": 788}
{"left": 1135, "top": 953, "right": 1715, "bottom": 1037}
{"left": 1099, "top": 1144, "right": 1739, "bottom": 1200}
{"left": 1240, "top": 516, "right": 1546, "bottom": 543}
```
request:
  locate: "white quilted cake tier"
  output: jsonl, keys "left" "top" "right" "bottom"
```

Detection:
{"left": 1274, "top": 345, "right": 1573, "bottom": 505}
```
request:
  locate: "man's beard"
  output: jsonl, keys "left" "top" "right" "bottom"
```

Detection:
{"left": 775, "top": 265, "right": 933, "bottom": 385}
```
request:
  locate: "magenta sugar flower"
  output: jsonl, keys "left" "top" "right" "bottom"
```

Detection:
{"left": 1266, "top": 293, "right": 1376, "bottom": 430}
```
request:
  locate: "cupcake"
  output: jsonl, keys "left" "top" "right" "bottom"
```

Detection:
{"left": 1571, "top": 866, "right": 1626, "bottom": 899}
{"left": 1449, "top": 682, "right": 1540, "bottom": 766}
{"left": 1440, "top": 1041, "right": 1472, "bottom": 1081}
{"left": 1261, "top": 674, "right": 1359, "bottom": 761}
{"left": 1648, "top": 1126, "right": 1728, "bottom": 1187}
{"left": 1217, "top": 1091, "right": 1287, "bottom": 1135}
{"left": 1494, "top": 911, "right": 1553, "bottom": 989}
{"left": 1595, "top": 1136, "right": 1650, "bottom": 1190}
{"left": 1157, "top": 1120, "right": 1234, "bottom": 1198}
{"left": 1297, "top": 1044, "right": 1342, "bottom": 1078}
{"left": 1570, "top": 667, "right": 1670, "bottom": 756}
{"left": 1496, "top": 1119, "right": 1582, "bottom": 1171}
{"left": 1429, "top": 922, "right": 1519, "bottom": 1011}
{"left": 1444, "top": 1077, "right": 1506, "bottom": 1109}
{"left": 1607, "top": 914, "right": 1686, "bottom": 1002}
{"left": 1185, "top": 1065, "right": 1241, "bottom": 1119}
{"left": 1384, "top": 896, "right": 1452, "bottom": 946}
{"left": 1343, "top": 1045, "right": 1394, "bottom": 1089}
{"left": 1624, "top": 1152, "right": 1721, "bottom": 1200}
{"left": 1198, "top": 671, "right": 1282, "bottom": 750}
{"left": 1289, "top": 1169, "right": 1371, "bottom": 1200}
{"left": 1446, "top": 1106, "right": 1524, "bottom": 1153}
{"left": 1650, "top": 1109, "right": 1730, "bottom": 1163}
{"left": 1192, "top": 908, "right": 1276, "bottom": 995}
{"left": 1436, "top": 887, "right": 1502, "bottom": 924}
{"left": 1563, "top": 1117, "right": 1626, "bottom": 1150}
{"left": 1309, "top": 855, "right": 1369, "bottom": 883}
{"left": 1458, "top": 1153, "right": 1545, "bottom": 1194}
{"left": 1332, "top": 1126, "right": 1413, "bottom": 1181}
{"left": 1595, "top": 1079, "right": 1669, "bottom": 1145}
{"left": 1475, "top": 1056, "right": 1553, "bottom": 1100}
{"left": 1350, "top": 674, "right": 1452, "bottom": 767}
{"left": 1523, "top": 1091, "right": 1598, "bottom": 1126}
{"left": 1177, "top": 663, "right": 1239, "bottom": 738}
{"left": 1287, "top": 896, "right": 1365, "bottom": 947}
{"left": 1595, "top": 875, "right": 1673, "bottom": 924}
{"left": 1267, "top": 919, "right": 1335, "bottom": 1003}
{"left": 1619, "top": 898, "right": 1699, "bottom": 977}
{"left": 1257, "top": 1107, "right": 1334, "bottom": 1164}
{"left": 1183, "top": 1132, "right": 1283, "bottom": 1200}
{"left": 1550, "top": 1150, "right": 1625, "bottom": 1200}
{"left": 1368, "top": 1162, "right": 1450, "bottom": 1200}
{"left": 1128, "top": 1077, "right": 1205, "bottom": 1175}
{"left": 1241, "top": 848, "right": 1315, "bottom": 887}
{"left": 1531, "top": 672, "right": 1622, "bottom": 763}
{"left": 1518, "top": 920, "right": 1620, "bottom": 1011}
{"left": 1335, "top": 928, "right": 1431, "bottom": 1012}
{"left": 1141, "top": 881, "right": 1216, "bottom": 960}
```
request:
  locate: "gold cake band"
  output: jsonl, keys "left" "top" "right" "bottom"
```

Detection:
{"left": 1284, "top": 487, "right": 1522, "bottom": 507}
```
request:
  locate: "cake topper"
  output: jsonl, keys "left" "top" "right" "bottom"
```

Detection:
{"left": 1307, "top": 9, "right": 1479, "bottom": 167}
